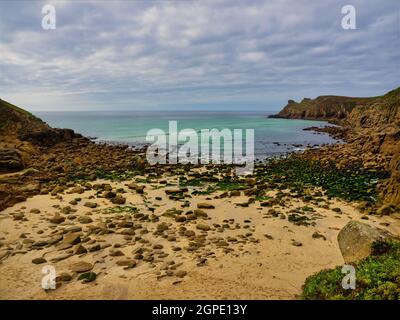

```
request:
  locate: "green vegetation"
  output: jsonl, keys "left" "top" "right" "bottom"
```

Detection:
{"left": 0, "top": 98, "right": 37, "bottom": 118}
{"left": 302, "top": 240, "right": 400, "bottom": 300}
{"left": 257, "top": 157, "right": 387, "bottom": 204}
{"left": 288, "top": 213, "right": 315, "bottom": 226}
{"left": 94, "top": 169, "right": 136, "bottom": 181}
{"left": 100, "top": 205, "right": 139, "bottom": 215}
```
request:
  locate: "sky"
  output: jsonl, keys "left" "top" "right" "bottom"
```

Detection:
{"left": 0, "top": 0, "right": 399, "bottom": 111}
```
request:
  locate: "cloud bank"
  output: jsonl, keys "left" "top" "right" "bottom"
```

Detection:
{"left": 0, "top": 0, "right": 399, "bottom": 111}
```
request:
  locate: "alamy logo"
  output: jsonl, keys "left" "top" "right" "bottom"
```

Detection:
{"left": 41, "top": 265, "right": 56, "bottom": 290}
{"left": 146, "top": 121, "right": 254, "bottom": 175}
{"left": 341, "top": 5, "right": 356, "bottom": 30}
{"left": 341, "top": 265, "right": 356, "bottom": 289}
{"left": 42, "top": 4, "right": 56, "bottom": 30}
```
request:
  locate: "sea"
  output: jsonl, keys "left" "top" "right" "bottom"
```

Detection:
{"left": 37, "top": 110, "right": 338, "bottom": 161}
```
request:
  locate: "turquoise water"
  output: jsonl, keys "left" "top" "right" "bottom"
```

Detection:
{"left": 37, "top": 110, "right": 337, "bottom": 159}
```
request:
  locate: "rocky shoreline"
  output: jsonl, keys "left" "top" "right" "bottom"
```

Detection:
{"left": 1, "top": 94, "right": 399, "bottom": 299}
{"left": 272, "top": 87, "right": 400, "bottom": 210}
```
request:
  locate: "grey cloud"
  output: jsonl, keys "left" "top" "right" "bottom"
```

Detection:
{"left": 0, "top": 0, "right": 399, "bottom": 111}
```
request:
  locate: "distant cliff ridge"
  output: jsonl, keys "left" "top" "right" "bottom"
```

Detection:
{"left": 272, "top": 87, "right": 400, "bottom": 207}
{"left": 270, "top": 95, "right": 379, "bottom": 122}
{"left": 271, "top": 88, "right": 400, "bottom": 126}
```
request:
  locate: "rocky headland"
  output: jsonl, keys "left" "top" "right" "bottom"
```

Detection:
{"left": 271, "top": 87, "right": 400, "bottom": 211}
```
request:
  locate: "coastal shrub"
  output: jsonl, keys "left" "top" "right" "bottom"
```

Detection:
{"left": 302, "top": 240, "right": 400, "bottom": 300}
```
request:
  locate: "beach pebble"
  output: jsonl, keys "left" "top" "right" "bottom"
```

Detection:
{"left": 196, "top": 223, "right": 210, "bottom": 231}
{"left": 197, "top": 203, "right": 215, "bottom": 209}
{"left": 32, "top": 257, "right": 47, "bottom": 264}
{"left": 78, "top": 216, "right": 93, "bottom": 224}
{"left": 70, "top": 261, "right": 93, "bottom": 273}
{"left": 84, "top": 202, "right": 97, "bottom": 208}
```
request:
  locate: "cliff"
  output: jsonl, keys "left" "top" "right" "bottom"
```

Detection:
{"left": 0, "top": 98, "right": 80, "bottom": 172}
{"left": 0, "top": 98, "right": 139, "bottom": 210}
{"left": 272, "top": 87, "right": 400, "bottom": 208}
{"left": 271, "top": 95, "right": 379, "bottom": 122}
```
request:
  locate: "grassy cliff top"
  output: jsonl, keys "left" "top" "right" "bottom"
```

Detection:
{"left": 0, "top": 98, "right": 49, "bottom": 135}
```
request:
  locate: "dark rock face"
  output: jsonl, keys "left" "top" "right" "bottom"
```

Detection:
{"left": 19, "top": 128, "right": 79, "bottom": 146}
{"left": 0, "top": 149, "right": 24, "bottom": 172}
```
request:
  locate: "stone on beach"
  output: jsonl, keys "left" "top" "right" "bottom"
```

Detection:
{"left": 197, "top": 203, "right": 215, "bottom": 209}
{"left": 70, "top": 261, "right": 93, "bottom": 273}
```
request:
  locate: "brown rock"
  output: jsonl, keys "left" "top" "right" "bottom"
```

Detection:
{"left": 337, "top": 220, "right": 398, "bottom": 263}
{"left": 197, "top": 203, "right": 215, "bottom": 209}
{"left": 70, "top": 261, "right": 93, "bottom": 273}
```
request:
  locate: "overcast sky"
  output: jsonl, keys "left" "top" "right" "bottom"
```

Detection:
{"left": 0, "top": 0, "right": 399, "bottom": 111}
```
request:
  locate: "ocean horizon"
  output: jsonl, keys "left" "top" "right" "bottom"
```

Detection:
{"left": 37, "top": 110, "right": 338, "bottom": 159}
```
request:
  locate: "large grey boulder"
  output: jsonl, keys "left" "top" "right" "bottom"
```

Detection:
{"left": 337, "top": 220, "right": 397, "bottom": 263}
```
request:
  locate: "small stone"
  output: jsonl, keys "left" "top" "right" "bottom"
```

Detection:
{"left": 70, "top": 186, "right": 85, "bottom": 194}
{"left": 32, "top": 257, "right": 47, "bottom": 264}
{"left": 49, "top": 213, "right": 65, "bottom": 224}
{"left": 194, "top": 209, "right": 208, "bottom": 218}
{"left": 292, "top": 240, "right": 303, "bottom": 247}
{"left": 88, "top": 244, "right": 101, "bottom": 252}
{"left": 64, "top": 226, "right": 82, "bottom": 233}
{"left": 50, "top": 253, "right": 73, "bottom": 263}
{"left": 175, "top": 216, "right": 187, "bottom": 222}
{"left": 13, "top": 213, "right": 25, "bottom": 221}
{"left": 56, "top": 272, "right": 72, "bottom": 282}
{"left": 74, "top": 244, "right": 88, "bottom": 255}
{"left": 111, "top": 195, "right": 126, "bottom": 205}
{"left": 30, "top": 209, "right": 41, "bottom": 214}
{"left": 70, "top": 261, "right": 93, "bottom": 273}
{"left": 33, "top": 240, "right": 49, "bottom": 247}
{"left": 167, "top": 236, "right": 176, "bottom": 241}
{"left": 196, "top": 223, "right": 210, "bottom": 231}
{"left": 78, "top": 272, "right": 96, "bottom": 283}
{"left": 184, "top": 230, "right": 196, "bottom": 237}
{"left": 84, "top": 202, "right": 97, "bottom": 208}
{"left": 62, "top": 233, "right": 81, "bottom": 245}
{"left": 103, "top": 191, "right": 116, "bottom": 199}
{"left": 116, "top": 260, "right": 137, "bottom": 268}
{"left": 109, "top": 249, "right": 124, "bottom": 257}
{"left": 78, "top": 216, "right": 93, "bottom": 224}
{"left": 312, "top": 232, "right": 327, "bottom": 241}
{"left": 197, "top": 203, "right": 215, "bottom": 209}
{"left": 176, "top": 270, "right": 187, "bottom": 278}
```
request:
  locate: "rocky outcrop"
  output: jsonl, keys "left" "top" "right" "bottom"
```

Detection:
{"left": 0, "top": 98, "right": 81, "bottom": 147}
{"left": 270, "top": 95, "right": 376, "bottom": 121}
{"left": 0, "top": 149, "right": 23, "bottom": 172}
{"left": 337, "top": 221, "right": 398, "bottom": 263}
{"left": 272, "top": 87, "right": 400, "bottom": 207}
{"left": 0, "top": 98, "right": 141, "bottom": 210}
{"left": 271, "top": 87, "right": 399, "bottom": 126}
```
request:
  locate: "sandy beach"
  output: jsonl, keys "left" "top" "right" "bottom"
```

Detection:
{"left": 1, "top": 173, "right": 399, "bottom": 300}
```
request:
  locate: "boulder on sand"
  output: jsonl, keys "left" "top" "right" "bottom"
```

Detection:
{"left": 337, "top": 220, "right": 398, "bottom": 263}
